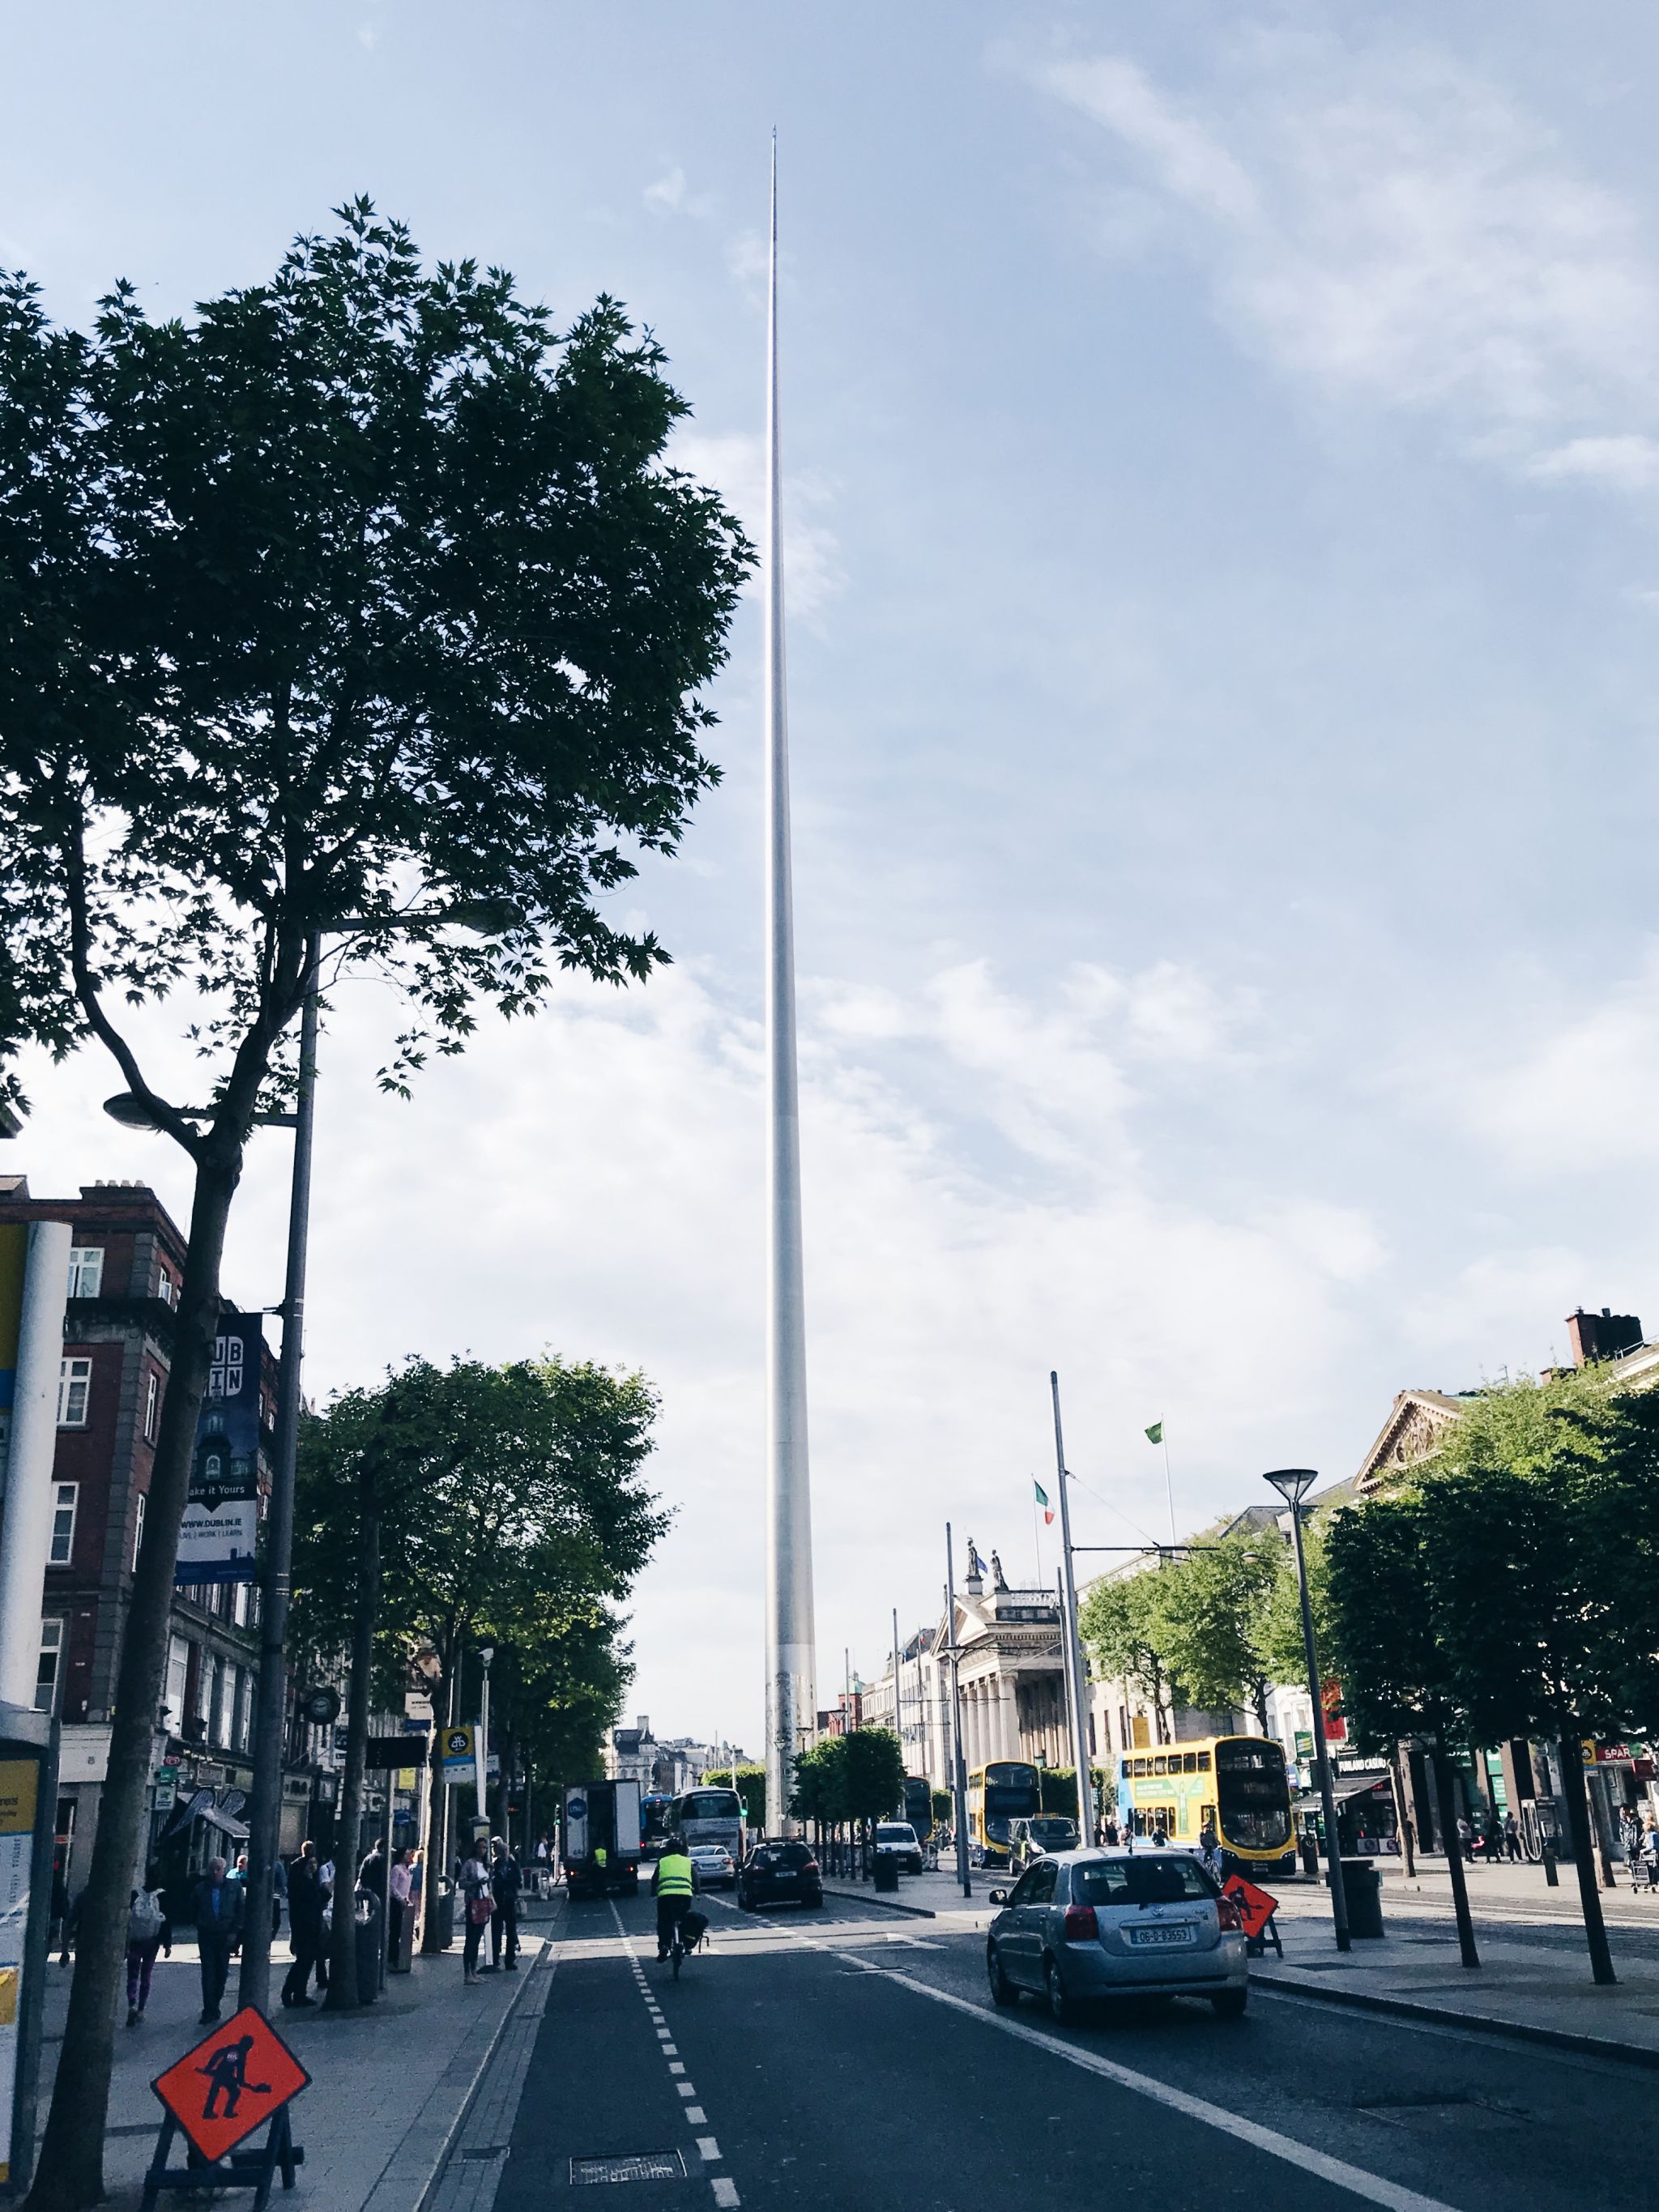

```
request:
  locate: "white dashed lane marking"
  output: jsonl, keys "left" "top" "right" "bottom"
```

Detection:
{"left": 685, "top": 2107, "right": 706, "bottom": 2125}
{"left": 697, "top": 2137, "right": 721, "bottom": 2161}
{"left": 608, "top": 1900, "right": 740, "bottom": 2209}
{"left": 712, "top": 2182, "right": 740, "bottom": 2209}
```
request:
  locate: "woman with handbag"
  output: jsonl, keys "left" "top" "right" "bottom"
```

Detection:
{"left": 459, "top": 1843, "right": 493, "bottom": 1985}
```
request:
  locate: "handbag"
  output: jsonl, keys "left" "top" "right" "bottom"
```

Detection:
{"left": 467, "top": 1891, "right": 494, "bottom": 1926}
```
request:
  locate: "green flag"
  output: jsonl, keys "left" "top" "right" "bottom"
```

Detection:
{"left": 1145, "top": 1421, "right": 1163, "bottom": 1445}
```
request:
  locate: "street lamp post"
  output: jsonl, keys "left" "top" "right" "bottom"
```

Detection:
{"left": 1264, "top": 1468, "right": 1350, "bottom": 1953}
{"left": 944, "top": 1527, "right": 971, "bottom": 1901}
{"left": 477, "top": 1646, "right": 494, "bottom": 1830}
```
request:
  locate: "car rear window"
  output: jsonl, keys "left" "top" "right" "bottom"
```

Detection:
{"left": 1072, "top": 1856, "right": 1218, "bottom": 1906}
{"left": 753, "top": 1843, "right": 812, "bottom": 1868}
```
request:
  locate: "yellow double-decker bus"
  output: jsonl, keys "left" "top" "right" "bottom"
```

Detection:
{"left": 1116, "top": 1735, "right": 1294, "bottom": 1877}
{"left": 966, "top": 1761, "right": 1041, "bottom": 1865}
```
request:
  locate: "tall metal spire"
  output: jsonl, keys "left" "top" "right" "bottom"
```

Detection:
{"left": 764, "top": 134, "right": 817, "bottom": 1832}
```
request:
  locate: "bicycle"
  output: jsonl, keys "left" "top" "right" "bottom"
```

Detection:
{"left": 667, "top": 1905, "right": 707, "bottom": 1980}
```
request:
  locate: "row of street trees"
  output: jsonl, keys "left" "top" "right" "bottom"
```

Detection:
{"left": 291, "top": 1353, "right": 667, "bottom": 1998}
{"left": 791, "top": 1728, "right": 907, "bottom": 1861}
{"left": 1, "top": 199, "right": 748, "bottom": 2210}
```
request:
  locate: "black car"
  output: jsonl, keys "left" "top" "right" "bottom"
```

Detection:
{"left": 738, "top": 1839, "right": 824, "bottom": 1912}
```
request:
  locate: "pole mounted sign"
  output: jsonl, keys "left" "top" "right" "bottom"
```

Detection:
{"left": 441, "top": 1727, "right": 476, "bottom": 1785}
{"left": 176, "top": 1315, "right": 265, "bottom": 1586}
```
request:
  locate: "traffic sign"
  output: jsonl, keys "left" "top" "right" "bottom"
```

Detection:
{"left": 151, "top": 2005, "right": 309, "bottom": 2163}
{"left": 1220, "top": 1873, "right": 1279, "bottom": 1942}
{"left": 441, "top": 1727, "right": 476, "bottom": 1784}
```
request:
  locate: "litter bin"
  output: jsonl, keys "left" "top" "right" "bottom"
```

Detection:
{"left": 1339, "top": 1858, "right": 1384, "bottom": 1939}
{"left": 873, "top": 1854, "right": 899, "bottom": 1894}
{"left": 436, "top": 1877, "right": 456, "bottom": 1950}
{"left": 354, "top": 1893, "right": 383, "bottom": 1997}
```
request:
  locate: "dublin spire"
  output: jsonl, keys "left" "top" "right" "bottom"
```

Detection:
{"left": 763, "top": 135, "right": 817, "bottom": 1831}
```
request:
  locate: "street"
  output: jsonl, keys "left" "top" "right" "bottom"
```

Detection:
{"left": 491, "top": 1886, "right": 1659, "bottom": 2212}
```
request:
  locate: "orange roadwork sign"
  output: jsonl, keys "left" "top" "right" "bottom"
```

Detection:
{"left": 151, "top": 2005, "right": 309, "bottom": 2163}
{"left": 1221, "top": 1873, "right": 1278, "bottom": 1941}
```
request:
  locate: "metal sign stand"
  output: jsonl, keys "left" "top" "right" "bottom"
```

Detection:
{"left": 139, "top": 2105, "right": 301, "bottom": 2211}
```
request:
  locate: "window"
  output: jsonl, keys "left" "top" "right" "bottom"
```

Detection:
{"left": 57, "top": 1359, "right": 91, "bottom": 1428}
{"left": 66, "top": 1247, "right": 104, "bottom": 1298}
{"left": 232, "top": 1579, "right": 250, "bottom": 1629}
{"left": 1153, "top": 1754, "right": 1167, "bottom": 1775}
{"left": 1073, "top": 1855, "right": 1218, "bottom": 1906}
{"left": 143, "top": 1371, "right": 160, "bottom": 1442}
{"left": 156, "top": 1270, "right": 176, "bottom": 1307}
{"left": 1196, "top": 1751, "right": 1212, "bottom": 1773}
{"left": 209, "top": 1655, "right": 228, "bottom": 1744}
{"left": 1183, "top": 1752, "right": 1198, "bottom": 1775}
{"left": 233, "top": 1668, "right": 253, "bottom": 1753}
{"left": 164, "top": 1637, "right": 190, "bottom": 1734}
{"left": 48, "top": 1484, "right": 78, "bottom": 1566}
{"left": 35, "top": 1620, "right": 64, "bottom": 1714}
{"left": 132, "top": 1490, "right": 147, "bottom": 1572}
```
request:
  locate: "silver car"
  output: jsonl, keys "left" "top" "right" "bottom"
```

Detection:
{"left": 985, "top": 1849, "right": 1248, "bottom": 2024}
{"left": 689, "top": 1843, "right": 736, "bottom": 1890}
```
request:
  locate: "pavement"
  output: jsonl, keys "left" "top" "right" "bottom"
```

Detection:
{"left": 477, "top": 1879, "right": 1659, "bottom": 2212}
{"left": 32, "top": 1893, "right": 556, "bottom": 2210}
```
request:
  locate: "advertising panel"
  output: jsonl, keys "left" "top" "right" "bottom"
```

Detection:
{"left": 0, "top": 1758, "right": 37, "bottom": 2184}
{"left": 176, "top": 1315, "right": 263, "bottom": 1585}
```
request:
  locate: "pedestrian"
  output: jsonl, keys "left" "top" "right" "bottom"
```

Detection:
{"left": 358, "top": 1837, "right": 387, "bottom": 1905}
{"left": 1198, "top": 1818, "right": 1219, "bottom": 1872}
{"left": 1503, "top": 1811, "right": 1521, "bottom": 1864}
{"left": 1456, "top": 1814, "right": 1473, "bottom": 1863}
{"left": 125, "top": 1864, "right": 171, "bottom": 2027}
{"left": 458, "top": 1841, "right": 493, "bottom": 1985}
{"left": 190, "top": 1856, "right": 246, "bottom": 2025}
{"left": 283, "top": 1841, "right": 325, "bottom": 2009}
{"left": 1641, "top": 1814, "right": 1659, "bottom": 1890}
{"left": 1622, "top": 1806, "right": 1643, "bottom": 1883}
{"left": 388, "top": 1846, "right": 413, "bottom": 1964}
{"left": 489, "top": 1837, "right": 521, "bottom": 1972}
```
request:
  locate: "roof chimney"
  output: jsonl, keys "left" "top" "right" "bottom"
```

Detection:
{"left": 636, "top": 1715, "right": 650, "bottom": 1739}
{"left": 1565, "top": 1306, "right": 1644, "bottom": 1368}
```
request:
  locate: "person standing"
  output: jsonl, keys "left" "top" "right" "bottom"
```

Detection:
{"left": 1503, "top": 1810, "right": 1521, "bottom": 1864}
{"left": 489, "top": 1838, "right": 521, "bottom": 1972}
{"left": 190, "top": 1856, "right": 245, "bottom": 2025}
{"left": 458, "top": 1842, "right": 493, "bottom": 1985}
{"left": 387, "top": 1847, "right": 413, "bottom": 1966}
{"left": 283, "top": 1842, "right": 325, "bottom": 2008}
{"left": 125, "top": 1865, "right": 171, "bottom": 2027}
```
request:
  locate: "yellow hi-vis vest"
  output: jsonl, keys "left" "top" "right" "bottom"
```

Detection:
{"left": 656, "top": 1853, "right": 693, "bottom": 1898}
{"left": 594, "top": 1846, "right": 608, "bottom": 1867}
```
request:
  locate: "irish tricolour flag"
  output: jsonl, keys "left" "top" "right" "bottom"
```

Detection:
{"left": 1033, "top": 1480, "right": 1054, "bottom": 1527}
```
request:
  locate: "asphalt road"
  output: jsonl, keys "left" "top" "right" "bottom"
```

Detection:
{"left": 495, "top": 1886, "right": 1659, "bottom": 2212}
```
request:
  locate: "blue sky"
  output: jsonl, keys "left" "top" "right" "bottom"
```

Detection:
{"left": 10, "top": 3, "right": 1659, "bottom": 1750}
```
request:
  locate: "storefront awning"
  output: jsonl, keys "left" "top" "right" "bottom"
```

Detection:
{"left": 199, "top": 1804, "right": 250, "bottom": 1842}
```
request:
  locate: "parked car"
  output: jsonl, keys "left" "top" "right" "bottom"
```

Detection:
{"left": 1008, "top": 1816, "right": 1079, "bottom": 1873}
{"left": 872, "top": 1821, "right": 924, "bottom": 1875}
{"left": 689, "top": 1843, "right": 736, "bottom": 1890}
{"left": 985, "top": 1851, "right": 1247, "bottom": 2023}
{"left": 738, "top": 1839, "right": 824, "bottom": 1912}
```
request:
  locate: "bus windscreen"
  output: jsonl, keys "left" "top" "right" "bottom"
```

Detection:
{"left": 1216, "top": 1741, "right": 1291, "bottom": 1849}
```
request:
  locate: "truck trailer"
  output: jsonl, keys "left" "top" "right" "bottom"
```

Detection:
{"left": 562, "top": 1779, "right": 642, "bottom": 1897}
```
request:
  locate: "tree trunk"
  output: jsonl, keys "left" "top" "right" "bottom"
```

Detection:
{"left": 1388, "top": 1745, "right": 1416, "bottom": 1879}
{"left": 1252, "top": 1681, "right": 1270, "bottom": 1736}
{"left": 1430, "top": 1737, "right": 1480, "bottom": 1971}
{"left": 324, "top": 1467, "right": 378, "bottom": 2009}
{"left": 1556, "top": 1715, "right": 1616, "bottom": 1985}
{"left": 28, "top": 1153, "right": 240, "bottom": 2212}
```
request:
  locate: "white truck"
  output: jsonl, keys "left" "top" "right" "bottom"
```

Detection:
{"left": 562, "top": 1779, "right": 642, "bottom": 1898}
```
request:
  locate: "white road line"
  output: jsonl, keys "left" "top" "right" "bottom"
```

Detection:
{"left": 676, "top": 2082, "right": 697, "bottom": 2099}
{"left": 711, "top": 2180, "right": 740, "bottom": 2208}
{"left": 685, "top": 2107, "right": 707, "bottom": 2125}
{"left": 697, "top": 2137, "right": 721, "bottom": 2161}
{"left": 669, "top": 2061, "right": 685, "bottom": 2074}
{"left": 839, "top": 1954, "right": 1460, "bottom": 2212}
{"left": 663, "top": 2043, "right": 678, "bottom": 2055}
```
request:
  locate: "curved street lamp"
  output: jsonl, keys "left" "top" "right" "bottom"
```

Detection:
{"left": 1264, "top": 1468, "right": 1350, "bottom": 1954}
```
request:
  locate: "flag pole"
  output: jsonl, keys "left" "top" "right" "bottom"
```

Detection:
{"left": 1051, "top": 1373, "right": 1096, "bottom": 1847}
{"left": 1162, "top": 1432, "right": 1176, "bottom": 1544}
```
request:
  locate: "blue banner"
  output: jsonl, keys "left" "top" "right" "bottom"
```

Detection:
{"left": 176, "top": 1312, "right": 263, "bottom": 1585}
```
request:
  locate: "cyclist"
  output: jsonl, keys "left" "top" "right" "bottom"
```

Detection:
{"left": 652, "top": 1834, "right": 697, "bottom": 1960}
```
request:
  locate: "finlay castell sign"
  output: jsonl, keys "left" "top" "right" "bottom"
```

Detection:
{"left": 176, "top": 1315, "right": 264, "bottom": 1587}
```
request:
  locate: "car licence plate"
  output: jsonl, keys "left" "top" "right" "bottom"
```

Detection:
{"left": 1126, "top": 1924, "right": 1195, "bottom": 1947}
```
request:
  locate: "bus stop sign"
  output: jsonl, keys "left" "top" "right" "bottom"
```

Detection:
{"left": 152, "top": 2005, "right": 309, "bottom": 2163}
{"left": 1220, "top": 1873, "right": 1278, "bottom": 1941}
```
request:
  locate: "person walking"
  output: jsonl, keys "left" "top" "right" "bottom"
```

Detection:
{"left": 1641, "top": 1813, "right": 1659, "bottom": 1890}
{"left": 190, "top": 1856, "right": 245, "bottom": 2025}
{"left": 489, "top": 1838, "right": 521, "bottom": 1972}
{"left": 1621, "top": 1805, "right": 1643, "bottom": 1883}
{"left": 458, "top": 1842, "right": 493, "bottom": 1985}
{"left": 1503, "top": 1810, "right": 1521, "bottom": 1863}
{"left": 283, "top": 1842, "right": 325, "bottom": 2008}
{"left": 125, "top": 1865, "right": 171, "bottom": 2027}
{"left": 1456, "top": 1814, "right": 1473, "bottom": 1863}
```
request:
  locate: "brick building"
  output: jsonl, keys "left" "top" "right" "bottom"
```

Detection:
{"left": 0, "top": 1174, "right": 273, "bottom": 1893}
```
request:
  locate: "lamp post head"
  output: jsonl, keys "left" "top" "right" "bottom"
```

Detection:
{"left": 1264, "top": 1468, "right": 1319, "bottom": 1508}
{"left": 479, "top": 1646, "right": 494, "bottom": 1669}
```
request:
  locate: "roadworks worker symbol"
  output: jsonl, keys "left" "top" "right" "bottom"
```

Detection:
{"left": 1220, "top": 1873, "right": 1278, "bottom": 1941}
{"left": 152, "top": 2005, "right": 310, "bottom": 2163}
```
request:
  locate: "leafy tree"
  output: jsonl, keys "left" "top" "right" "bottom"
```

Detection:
{"left": 731, "top": 1764, "right": 767, "bottom": 1834}
{"left": 4, "top": 205, "right": 746, "bottom": 2210}
{"left": 1256, "top": 1510, "right": 1335, "bottom": 1686}
{"left": 1080, "top": 1567, "right": 1176, "bottom": 1738}
{"left": 1154, "top": 1524, "right": 1289, "bottom": 1731}
{"left": 930, "top": 1787, "right": 953, "bottom": 1827}
{"left": 1324, "top": 1495, "right": 1482, "bottom": 1970}
{"left": 788, "top": 1741, "right": 839, "bottom": 1838}
{"left": 841, "top": 1729, "right": 907, "bottom": 1829}
{"left": 1041, "top": 1767, "right": 1108, "bottom": 1821}
{"left": 292, "top": 1355, "right": 666, "bottom": 1954}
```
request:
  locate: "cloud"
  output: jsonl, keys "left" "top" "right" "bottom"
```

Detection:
{"left": 668, "top": 428, "right": 845, "bottom": 623}
{"left": 11, "top": 951, "right": 1380, "bottom": 1749}
{"left": 1030, "top": 41, "right": 1659, "bottom": 479}
{"left": 644, "top": 167, "right": 714, "bottom": 222}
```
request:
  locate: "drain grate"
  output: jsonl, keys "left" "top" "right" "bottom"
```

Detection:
{"left": 570, "top": 2151, "right": 686, "bottom": 2185}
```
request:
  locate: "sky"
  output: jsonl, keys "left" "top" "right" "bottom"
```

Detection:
{"left": 7, "top": 2, "right": 1659, "bottom": 1755}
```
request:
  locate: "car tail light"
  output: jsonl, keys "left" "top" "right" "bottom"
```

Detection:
{"left": 1217, "top": 1896, "right": 1243, "bottom": 1933}
{"left": 801, "top": 1860, "right": 819, "bottom": 1874}
{"left": 1062, "top": 1903, "right": 1098, "bottom": 1941}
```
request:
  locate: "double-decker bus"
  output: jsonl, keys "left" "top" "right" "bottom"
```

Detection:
{"left": 966, "top": 1761, "right": 1041, "bottom": 1865}
{"left": 903, "top": 1776, "right": 934, "bottom": 1843}
{"left": 640, "top": 1794, "right": 675, "bottom": 1857}
{"left": 671, "top": 1784, "right": 745, "bottom": 1863}
{"left": 1116, "top": 1734, "right": 1294, "bottom": 1877}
